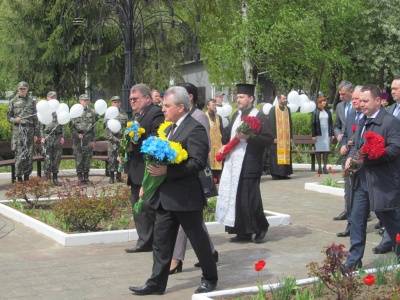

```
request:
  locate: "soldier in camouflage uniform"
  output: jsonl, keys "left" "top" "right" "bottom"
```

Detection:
{"left": 104, "top": 96, "right": 128, "bottom": 184}
{"left": 69, "top": 94, "right": 96, "bottom": 184}
{"left": 6, "top": 81, "right": 39, "bottom": 182}
{"left": 40, "top": 91, "right": 65, "bottom": 186}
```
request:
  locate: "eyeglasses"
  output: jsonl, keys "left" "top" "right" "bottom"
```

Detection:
{"left": 129, "top": 96, "right": 144, "bottom": 102}
{"left": 80, "top": 99, "right": 89, "bottom": 101}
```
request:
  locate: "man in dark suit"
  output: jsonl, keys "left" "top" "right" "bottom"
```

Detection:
{"left": 333, "top": 80, "right": 354, "bottom": 221}
{"left": 336, "top": 86, "right": 363, "bottom": 238}
{"left": 125, "top": 83, "right": 164, "bottom": 253}
{"left": 129, "top": 86, "right": 218, "bottom": 295}
{"left": 215, "top": 83, "right": 274, "bottom": 244}
{"left": 345, "top": 84, "right": 400, "bottom": 268}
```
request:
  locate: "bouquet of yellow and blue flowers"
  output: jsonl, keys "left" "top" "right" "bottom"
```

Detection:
{"left": 117, "top": 121, "right": 146, "bottom": 172}
{"left": 134, "top": 121, "right": 188, "bottom": 213}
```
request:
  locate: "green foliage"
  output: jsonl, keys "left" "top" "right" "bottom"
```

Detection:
{"left": 269, "top": 277, "right": 298, "bottom": 300}
{"left": 203, "top": 197, "right": 217, "bottom": 222}
{"left": 291, "top": 113, "right": 312, "bottom": 135}
{"left": 295, "top": 288, "right": 314, "bottom": 300}
{"left": 0, "top": 104, "right": 12, "bottom": 141}
{"left": 53, "top": 182, "right": 130, "bottom": 232}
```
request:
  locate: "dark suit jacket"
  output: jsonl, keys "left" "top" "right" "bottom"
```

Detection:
{"left": 349, "top": 108, "right": 400, "bottom": 210}
{"left": 127, "top": 103, "right": 164, "bottom": 185}
{"left": 228, "top": 108, "right": 274, "bottom": 178}
{"left": 151, "top": 114, "right": 209, "bottom": 211}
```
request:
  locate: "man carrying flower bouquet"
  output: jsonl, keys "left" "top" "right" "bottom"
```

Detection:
{"left": 344, "top": 84, "right": 400, "bottom": 269}
{"left": 125, "top": 84, "right": 164, "bottom": 254}
{"left": 215, "top": 83, "right": 274, "bottom": 244}
{"left": 129, "top": 86, "right": 218, "bottom": 295}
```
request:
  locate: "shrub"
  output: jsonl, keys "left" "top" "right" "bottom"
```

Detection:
{"left": 291, "top": 113, "right": 312, "bottom": 135}
{"left": 0, "top": 104, "right": 12, "bottom": 141}
{"left": 5, "top": 177, "right": 55, "bottom": 208}
{"left": 53, "top": 182, "right": 130, "bottom": 231}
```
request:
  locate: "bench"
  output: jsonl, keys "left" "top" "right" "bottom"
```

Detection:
{"left": 291, "top": 135, "right": 338, "bottom": 171}
{"left": 0, "top": 139, "right": 109, "bottom": 182}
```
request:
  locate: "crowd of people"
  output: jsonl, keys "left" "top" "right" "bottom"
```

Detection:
{"left": 6, "top": 77, "right": 400, "bottom": 294}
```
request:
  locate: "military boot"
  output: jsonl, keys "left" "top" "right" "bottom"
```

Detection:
{"left": 116, "top": 172, "right": 125, "bottom": 183}
{"left": 77, "top": 172, "right": 84, "bottom": 185}
{"left": 83, "top": 172, "right": 90, "bottom": 184}
{"left": 53, "top": 173, "right": 61, "bottom": 186}
{"left": 45, "top": 173, "right": 51, "bottom": 181}
{"left": 109, "top": 172, "right": 115, "bottom": 184}
{"left": 23, "top": 175, "right": 29, "bottom": 181}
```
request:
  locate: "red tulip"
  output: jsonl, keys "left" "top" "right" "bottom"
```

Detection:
{"left": 328, "top": 166, "right": 332, "bottom": 171}
{"left": 254, "top": 260, "right": 266, "bottom": 272}
{"left": 317, "top": 174, "right": 321, "bottom": 177}
{"left": 213, "top": 178, "right": 218, "bottom": 184}
{"left": 396, "top": 233, "right": 400, "bottom": 244}
{"left": 332, "top": 170, "right": 336, "bottom": 175}
{"left": 363, "top": 274, "right": 375, "bottom": 286}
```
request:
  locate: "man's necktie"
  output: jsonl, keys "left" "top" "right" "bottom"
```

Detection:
{"left": 168, "top": 124, "right": 177, "bottom": 140}
{"left": 394, "top": 104, "right": 400, "bottom": 119}
{"left": 359, "top": 118, "right": 372, "bottom": 148}
{"left": 354, "top": 112, "right": 361, "bottom": 124}
{"left": 345, "top": 102, "right": 351, "bottom": 118}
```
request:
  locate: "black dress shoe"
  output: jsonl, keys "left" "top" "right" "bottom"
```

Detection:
{"left": 129, "top": 284, "right": 164, "bottom": 295}
{"left": 333, "top": 212, "right": 348, "bottom": 221}
{"left": 125, "top": 246, "right": 152, "bottom": 253}
{"left": 195, "top": 282, "right": 217, "bottom": 294}
{"left": 229, "top": 234, "right": 252, "bottom": 243}
{"left": 379, "top": 227, "right": 385, "bottom": 235}
{"left": 254, "top": 229, "right": 268, "bottom": 243}
{"left": 337, "top": 230, "right": 350, "bottom": 237}
{"left": 194, "top": 250, "right": 219, "bottom": 267}
{"left": 372, "top": 245, "right": 392, "bottom": 254}
{"left": 374, "top": 221, "right": 383, "bottom": 229}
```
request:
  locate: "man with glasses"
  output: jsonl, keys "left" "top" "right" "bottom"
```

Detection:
{"left": 125, "top": 84, "right": 164, "bottom": 253}
{"left": 69, "top": 94, "right": 96, "bottom": 184}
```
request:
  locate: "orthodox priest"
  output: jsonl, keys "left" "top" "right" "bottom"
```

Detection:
{"left": 215, "top": 84, "right": 274, "bottom": 243}
{"left": 268, "top": 94, "right": 293, "bottom": 179}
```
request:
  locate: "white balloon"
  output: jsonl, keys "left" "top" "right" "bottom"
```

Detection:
{"left": 288, "top": 91, "right": 301, "bottom": 106}
{"left": 56, "top": 103, "right": 69, "bottom": 115}
{"left": 94, "top": 99, "right": 107, "bottom": 116}
{"left": 300, "top": 94, "right": 309, "bottom": 104}
{"left": 36, "top": 100, "right": 50, "bottom": 114}
{"left": 272, "top": 96, "right": 278, "bottom": 106}
{"left": 222, "top": 104, "right": 233, "bottom": 117}
{"left": 57, "top": 111, "right": 71, "bottom": 125}
{"left": 262, "top": 103, "right": 273, "bottom": 115}
{"left": 287, "top": 103, "right": 299, "bottom": 113}
{"left": 37, "top": 112, "right": 52, "bottom": 125}
{"left": 216, "top": 106, "right": 224, "bottom": 117}
{"left": 222, "top": 117, "right": 229, "bottom": 128}
{"left": 48, "top": 99, "right": 60, "bottom": 113}
{"left": 300, "top": 102, "right": 308, "bottom": 113}
{"left": 307, "top": 101, "right": 316, "bottom": 113}
{"left": 107, "top": 119, "right": 121, "bottom": 133}
{"left": 104, "top": 106, "right": 119, "bottom": 120}
{"left": 70, "top": 103, "right": 84, "bottom": 118}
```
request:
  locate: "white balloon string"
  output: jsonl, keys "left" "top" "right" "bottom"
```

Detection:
{"left": 43, "top": 124, "right": 59, "bottom": 141}
{"left": 82, "top": 118, "right": 101, "bottom": 136}
{"left": 291, "top": 140, "right": 309, "bottom": 164}
{"left": 21, "top": 113, "right": 36, "bottom": 119}
{"left": 18, "top": 124, "right": 28, "bottom": 160}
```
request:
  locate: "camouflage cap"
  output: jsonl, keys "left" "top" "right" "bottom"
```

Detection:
{"left": 47, "top": 91, "right": 57, "bottom": 97}
{"left": 215, "top": 91, "right": 225, "bottom": 97}
{"left": 17, "top": 81, "right": 29, "bottom": 89}
{"left": 79, "top": 94, "right": 89, "bottom": 100}
{"left": 111, "top": 96, "right": 121, "bottom": 102}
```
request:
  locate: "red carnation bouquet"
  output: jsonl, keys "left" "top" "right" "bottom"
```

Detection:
{"left": 216, "top": 116, "right": 262, "bottom": 162}
{"left": 360, "top": 131, "right": 386, "bottom": 159}
{"left": 343, "top": 131, "right": 386, "bottom": 180}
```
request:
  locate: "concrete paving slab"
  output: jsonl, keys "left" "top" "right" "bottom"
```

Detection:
{"left": 0, "top": 169, "right": 390, "bottom": 299}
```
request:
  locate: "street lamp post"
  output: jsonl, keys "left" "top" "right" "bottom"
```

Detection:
{"left": 60, "top": 0, "right": 199, "bottom": 115}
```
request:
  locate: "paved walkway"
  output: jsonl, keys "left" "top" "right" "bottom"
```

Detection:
{"left": 0, "top": 169, "right": 388, "bottom": 299}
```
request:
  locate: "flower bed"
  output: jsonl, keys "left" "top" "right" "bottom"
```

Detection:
{"left": 0, "top": 201, "right": 290, "bottom": 246}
